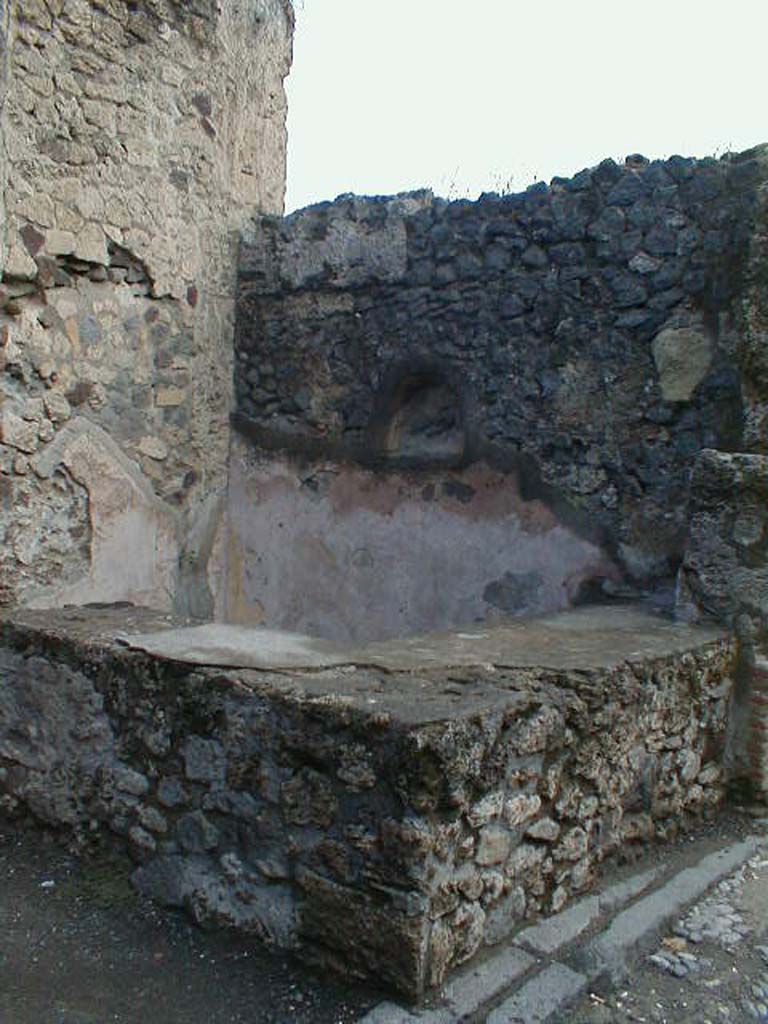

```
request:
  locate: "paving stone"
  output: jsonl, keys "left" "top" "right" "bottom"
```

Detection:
{"left": 516, "top": 896, "right": 600, "bottom": 954}
{"left": 598, "top": 867, "right": 662, "bottom": 914}
{"left": 356, "top": 1002, "right": 452, "bottom": 1024}
{"left": 440, "top": 946, "right": 536, "bottom": 1018}
{"left": 486, "top": 962, "right": 587, "bottom": 1024}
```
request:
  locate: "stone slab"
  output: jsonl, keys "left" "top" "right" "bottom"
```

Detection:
{"left": 357, "top": 1003, "right": 452, "bottom": 1024}
{"left": 118, "top": 622, "right": 354, "bottom": 671}
{"left": 441, "top": 946, "right": 536, "bottom": 1018}
{"left": 515, "top": 897, "right": 600, "bottom": 955}
{"left": 598, "top": 866, "right": 662, "bottom": 915}
{"left": 120, "top": 605, "right": 727, "bottom": 674}
{"left": 587, "top": 837, "right": 760, "bottom": 976}
{"left": 485, "top": 962, "right": 587, "bottom": 1024}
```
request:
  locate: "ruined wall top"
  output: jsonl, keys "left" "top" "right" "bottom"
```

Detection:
{"left": 1, "top": 0, "right": 293, "bottom": 296}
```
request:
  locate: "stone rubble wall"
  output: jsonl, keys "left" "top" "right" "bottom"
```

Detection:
{"left": 737, "top": 161, "right": 768, "bottom": 451}
{"left": 236, "top": 149, "right": 767, "bottom": 602}
{"left": 0, "top": 611, "right": 735, "bottom": 999}
{"left": 0, "top": 0, "right": 293, "bottom": 611}
{"left": 677, "top": 448, "right": 768, "bottom": 782}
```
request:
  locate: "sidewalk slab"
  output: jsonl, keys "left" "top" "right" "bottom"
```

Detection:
{"left": 598, "top": 866, "right": 662, "bottom": 914}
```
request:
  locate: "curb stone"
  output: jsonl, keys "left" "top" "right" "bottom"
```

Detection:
{"left": 485, "top": 963, "right": 587, "bottom": 1024}
{"left": 357, "top": 1003, "right": 453, "bottom": 1024}
{"left": 584, "top": 836, "right": 760, "bottom": 979}
{"left": 441, "top": 947, "right": 536, "bottom": 1019}
{"left": 358, "top": 837, "right": 760, "bottom": 1024}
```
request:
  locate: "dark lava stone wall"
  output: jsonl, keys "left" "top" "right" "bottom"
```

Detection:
{"left": 236, "top": 149, "right": 766, "bottom": 591}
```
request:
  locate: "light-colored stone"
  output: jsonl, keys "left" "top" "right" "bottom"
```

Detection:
{"left": 43, "top": 391, "right": 71, "bottom": 424}
{"left": 505, "top": 793, "right": 542, "bottom": 827}
{"left": 516, "top": 896, "right": 600, "bottom": 954}
{"left": 155, "top": 386, "right": 186, "bottom": 408}
{"left": 652, "top": 326, "right": 713, "bottom": 402}
{"left": 0, "top": 409, "right": 39, "bottom": 453}
{"left": 138, "top": 435, "right": 169, "bottom": 461}
{"left": 486, "top": 963, "right": 587, "bottom": 1024}
{"left": 467, "top": 790, "right": 504, "bottom": 828}
{"left": 526, "top": 817, "right": 561, "bottom": 842}
{"left": 26, "top": 418, "right": 180, "bottom": 610}
{"left": 74, "top": 222, "right": 108, "bottom": 264}
{"left": 46, "top": 229, "right": 76, "bottom": 256}
{"left": 476, "top": 825, "right": 513, "bottom": 866}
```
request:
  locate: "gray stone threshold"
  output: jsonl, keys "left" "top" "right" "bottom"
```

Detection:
{"left": 359, "top": 836, "right": 760, "bottom": 1024}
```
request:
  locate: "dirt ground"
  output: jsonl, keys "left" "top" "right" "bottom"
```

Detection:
{"left": 0, "top": 824, "right": 382, "bottom": 1024}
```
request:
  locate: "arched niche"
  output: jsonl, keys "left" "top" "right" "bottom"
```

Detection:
{"left": 368, "top": 363, "right": 467, "bottom": 466}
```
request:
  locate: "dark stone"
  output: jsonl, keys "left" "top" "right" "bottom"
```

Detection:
{"left": 606, "top": 172, "right": 649, "bottom": 206}
{"left": 644, "top": 225, "right": 679, "bottom": 256}
{"left": 521, "top": 245, "right": 548, "bottom": 269}
{"left": 441, "top": 479, "right": 475, "bottom": 504}
{"left": 176, "top": 811, "right": 219, "bottom": 853}
{"left": 20, "top": 223, "right": 45, "bottom": 257}
{"left": 607, "top": 272, "right": 648, "bottom": 308}
{"left": 191, "top": 92, "right": 213, "bottom": 117}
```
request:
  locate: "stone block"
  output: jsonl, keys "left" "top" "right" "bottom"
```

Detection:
{"left": 486, "top": 962, "right": 587, "bottom": 1024}
{"left": 516, "top": 896, "right": 600, "bottom": 954}
{"left": 183, "top": 737, "right": 226, "bottom": 784}
{"left": 652, "top": 324, "right": 713, "bottom": 401}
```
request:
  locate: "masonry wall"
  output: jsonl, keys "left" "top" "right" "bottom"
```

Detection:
{"left": 231, "top": 149, "right": 766, "bottom": 637}
{"left": 0, "top": 608, "right": 735, "bottom": 999}
{"left": 0, "top": 0, "right": 293, "bottom": 612}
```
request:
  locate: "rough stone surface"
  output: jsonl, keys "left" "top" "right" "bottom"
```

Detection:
{"left": 235, "top": 149, "right": 766, "bottom": 605}
{"left": 678, "top": 450, "right": 768, "bottom": 637}
{"left": 0, "top": 604, "right": 737, "bottom": 1000}
{"left": 0, "top": 0, "right": 293, "bottom": 610}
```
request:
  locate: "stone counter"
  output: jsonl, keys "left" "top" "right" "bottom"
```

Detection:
{"left": 0, "top": 605, "right": 735, "bottom": 999}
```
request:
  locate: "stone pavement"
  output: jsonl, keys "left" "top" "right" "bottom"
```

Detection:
{"left": 359, "top": 817, "right": 768, "bottom": 1024}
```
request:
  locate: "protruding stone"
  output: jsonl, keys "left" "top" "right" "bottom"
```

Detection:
{"left": 526, "top": 816, "right": 561, "bottom": 842}
{"left": 505, "top": 793, "right": 542, "bottom": 827}
{"left": 476, "top": 824, "right": 512, "bottom": 866}
{"left": 0, "top": 410, "right": 40, "bottom": 453}
{"left": 183, "top": 736, "right": 226, "bottom": 784}
{"left": 138, "top": 435, "right": 169, "bottom": 460}
{"left": 43, "top": 391, "right": 71, "bottom": 424}
{"left": 652, "top": 325, "right": 712, "bottom": 401}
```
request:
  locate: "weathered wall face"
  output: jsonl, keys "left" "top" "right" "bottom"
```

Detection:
{"left": 235, "top": 151, "right": 766, "bottom": 627}
{"left": 677, "top": 448, "right": 768, "bottom": 782}
{"left": 226, "top": 437, "right": 617, "bottom": 642}
{"left": 738, "top": 162, "right": 768, "bottom": 451}
{"left": 0, "top": 0, "right": 293, "bottom": 610}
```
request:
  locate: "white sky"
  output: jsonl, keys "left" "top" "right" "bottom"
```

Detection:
{"left": 285, "top": 0, "right": 767, "bottom": 213}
